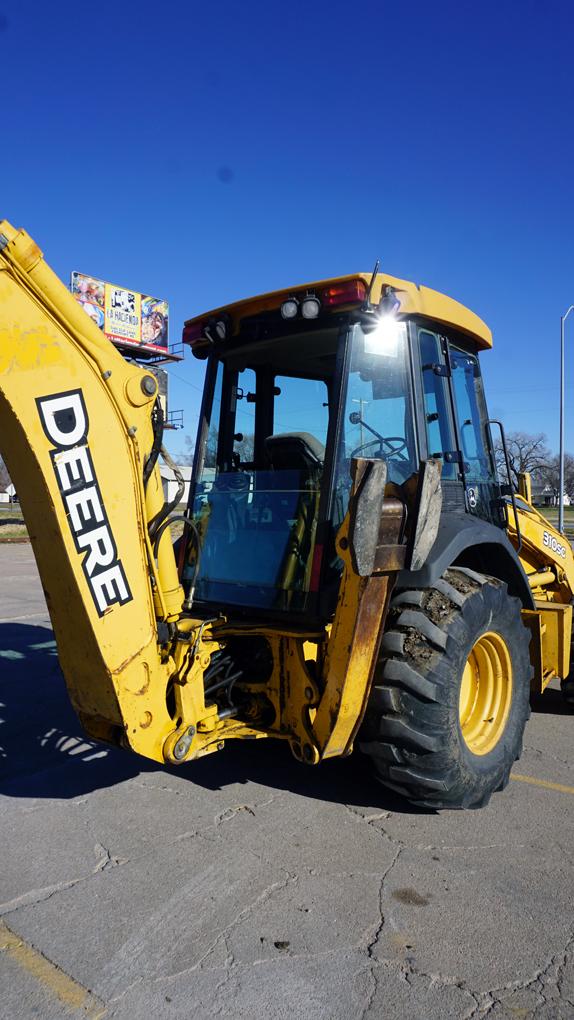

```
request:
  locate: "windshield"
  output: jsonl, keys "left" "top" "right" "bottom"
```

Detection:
{"left": 332, "top": 320, "right": 417, "bottom": 527}
{"left": 183, "top": 326, "right": 338, "bottom": 612}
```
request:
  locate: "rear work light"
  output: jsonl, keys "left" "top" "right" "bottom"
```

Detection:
{"left": 301, "top": 295, "right": 321, "bottom": 319}
{"left": 281, "top": 298, "right": 299, "bottom": 319}
{"left": 183, "top": 314, "right": 230, "bottom": 347}
{"left": 321, "top": 279, "right": 367, "bottom": 307}
{"left": 213, "top": 317, "right": 228, "bottom": 340}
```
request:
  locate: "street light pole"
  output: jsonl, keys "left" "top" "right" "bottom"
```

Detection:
{"left": 352, "top": 398, "right": 369, "bottom": 449}
{"left": 559, "top": 305, "right": 574, "bottom": 534}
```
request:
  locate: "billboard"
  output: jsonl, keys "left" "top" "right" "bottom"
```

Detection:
{"left": 71, "top": 272, "right": 169, "bottom": 355}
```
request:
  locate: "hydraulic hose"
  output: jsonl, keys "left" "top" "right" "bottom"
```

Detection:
{"left": 148, "top": 446, "right": 185, "bottom": 540}
{"left": 143, "top": 398, "right": 164, "bottom": 490}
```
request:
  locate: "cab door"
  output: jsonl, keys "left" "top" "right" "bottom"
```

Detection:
{"left": 448, "top": 345, "right": 504, "bottom": 526}
{"left": 417, "top": 326, "right": 465, "bottom": 512}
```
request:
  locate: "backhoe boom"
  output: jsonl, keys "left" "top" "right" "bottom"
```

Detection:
{"left": 0, "top": 221, "right": 184, "bottom": 761}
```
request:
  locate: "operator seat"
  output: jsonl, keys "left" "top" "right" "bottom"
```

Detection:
{"left": 264, "top": 433, "right": 324, "bottom": 597}
{"left": 265, "top": 431, "right": 325, "bottom": 471}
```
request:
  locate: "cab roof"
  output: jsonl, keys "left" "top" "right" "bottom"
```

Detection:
{"left": 184, "top": 272, "right": 492, "bottom": 350}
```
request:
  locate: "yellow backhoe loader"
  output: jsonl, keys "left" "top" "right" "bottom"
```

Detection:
{"left": 1, "top": 220, "right": 573, "bottom": 810}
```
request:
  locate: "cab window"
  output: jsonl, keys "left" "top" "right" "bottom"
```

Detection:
{"left": 333, "top": 320, "right": 417, "bottom": 527}
{"left": 450, "top": 347, "right": 495, "bottom": 483}
{"left": 418, "top": 329, "right": 457, "bottom": 480}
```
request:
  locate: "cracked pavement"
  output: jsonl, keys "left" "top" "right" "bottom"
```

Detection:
{"left": 1, "top": 545, "right": 574, "bottom": 1019}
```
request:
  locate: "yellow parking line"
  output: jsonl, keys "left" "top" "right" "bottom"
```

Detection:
{"left": 511, "top": 773, "right": 574, "bottom": 796}
{"left": 0, "top": 920, "right": 106, "bottom": 1018}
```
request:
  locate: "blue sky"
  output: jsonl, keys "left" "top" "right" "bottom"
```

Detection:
{"left": 3, "top": 0, "right": 574, "bottom": 459}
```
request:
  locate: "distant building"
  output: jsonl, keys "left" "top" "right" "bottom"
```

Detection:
{"left": 531, "top": 481, "right": 571, "bottom": 507}
{"left": 0, "top": 483, "right": 16, "bottom": 504}
{"left": 160, "top": 464, "right": 191, "bottom": 505}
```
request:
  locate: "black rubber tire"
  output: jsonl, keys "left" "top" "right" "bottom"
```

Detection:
{"left": 359, "top": 567, "right": 532, "bottom": 810}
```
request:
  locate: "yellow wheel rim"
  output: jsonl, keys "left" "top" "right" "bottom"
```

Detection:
{"left": 459, "top": 631, "right": 513, "bottom": 756}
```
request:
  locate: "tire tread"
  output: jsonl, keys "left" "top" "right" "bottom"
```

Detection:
{"left": 360, "top": 568, "right": 532, "bottom": 810}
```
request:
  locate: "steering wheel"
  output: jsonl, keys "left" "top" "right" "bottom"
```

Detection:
{"left": 350, "top": 436, "right": 410, "bottom": 462}
{"left": 381, "top": 436, "right": 410, "bottom": 461}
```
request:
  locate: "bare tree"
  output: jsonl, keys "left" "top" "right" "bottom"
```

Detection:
{"left": 178, "top": 435, "right": 195, "bottom": 466}
{"left": 179, "top": 431, "right": 218, "bottom": 468}
{"left": 177, "top": 432, "right": 254, "bottom": 470}
{"left": 0, "top": 454, "right": 10, "bottom": 492}
{"left": 234, "top": 433, "right": 254, "bottom": 464}
{"left": 536, "top": 453, "right": 574, "bottom": 503}
{"left": 494, "top": 431, "right": 552, "bottom": 489}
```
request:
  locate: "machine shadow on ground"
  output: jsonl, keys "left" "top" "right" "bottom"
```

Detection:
{"left": 531, "top": 685, "right": 574, "bottom": 715}
{"left": 0, "top": 622, "right": 422, "bottom": 814}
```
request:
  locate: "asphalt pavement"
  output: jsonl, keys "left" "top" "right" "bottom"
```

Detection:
{"left": 1, "top": 544, "right": 574, "bottom": 1020}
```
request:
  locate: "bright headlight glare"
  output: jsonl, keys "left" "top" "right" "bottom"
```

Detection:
{"left": 281, "top": 299, "right": 299, "bottom": 319}
{"left": 301, "top": 296, "right": 321, "bottom": 319}
{"left": 364, "top": 316, "right": 405, "bottom": 356}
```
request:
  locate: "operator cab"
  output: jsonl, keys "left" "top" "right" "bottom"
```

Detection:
{"left": 181, "top": 274, "right": 500, "bottom": 621}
